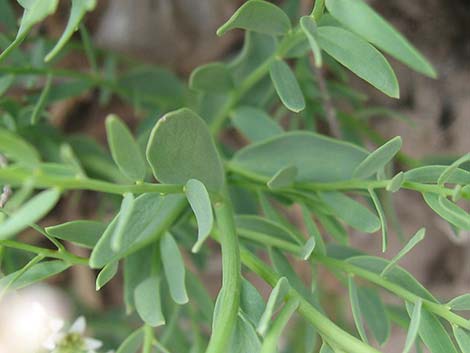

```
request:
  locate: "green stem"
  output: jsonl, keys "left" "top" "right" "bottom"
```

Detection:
{"left": 205, "top": 193, "right": 241, "bottom": 353}
{"left": 239, "top": 247, "right": 381, "bottom": 353}
{"left": 0, "top": 239, "right": 88, "bottom": 265}
{"left": 314, "top": 254, "right": 470, "bottom": 330}
{"left": 0, "top": 167, "right": 183, "bottom": 195}
{"left": 143, "top": 325, "right": 154, "bottom": 353}
{"left": 312, "top": 0, "right": 326, "bottom": 21}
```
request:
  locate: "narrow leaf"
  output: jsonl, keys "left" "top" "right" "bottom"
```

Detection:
{"left": 217, "top": 0, "right": 291, "bottom": 36}
{"left": 185, "top": 179, "right": 214, "bottom": 253}
{"left": 267, "top": 165, "right": 298, "bottom": 190}
{"left": 0, "top": 188, "right": 60, "bottom": 240}
{"left": 369, "top": 188, "right": 388, "bottom": 252}
{"left": 319, "top": 191, "right": 381, "bottom": 233}
{"left": 403, "top": 300, "right": 422, "bottom": 353}
{"left": 111, "top": 193, "right": 136, "bottom": 251}
{"left": 160, "top": 232, "right": 188, "bottom": 304}
{"left": 325, "top": 0, "right": 436, "bottom": 77}
{"left": 358, "top": 287, "right": 390, "bottom": 345}
{"left": 348, "top": 277, "right": 368, "bottom": 343}
{"left": 116, "top": 328, "right": 144, "bottom": 353}
{"left": 106, "top": 114, "right": 146, "bottom": 182}
{"left": 438, "top": 153, "right": 470, "bottom": 186}
{"left": 45, "top": 0, "right": 97, "bottom": 62}
{"left": 96, "top": 261, "right": 118, "bottom": 291}
{"left": 423, "top": 193, "right": 470, "bottom": 230}
{"left": 257, "top": 277, "right": 290, "bottom": 336}
{"left": 240, "top": 278, "right": 265, "bottom": 326}
{"left": 317, "top": 26, "right": 399, "bottom": 98}
{"left": 0, "top": 128, "right": 40, "bottom": 165}
{"left": 46, "top": 220, "right": 105, "bottom": 248}
{"left": 300, "top": 237, "right": 316, "bottom": 260}
{"left": 269, "top": 59, "right": 306, "bottom": 112}
{"left": 381, "top": 228, "right": 425, "bottom": 277}
{"left": 300, "top": 16, "right": 323, "bottom": 67}
{"left": 353, "top": 136, "right": 402, "bottom": 179}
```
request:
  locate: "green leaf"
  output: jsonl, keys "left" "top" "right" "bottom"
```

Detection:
{"left": 317, "top": 26, "right": 399, "bottom": 98}
{"left": 405, "top": 303, "right": 459, "bottom": 353}
{"left": 447, "top": 294, "right": 470, "bottom": 311}
{"left": 348, "top": 277, "right": 368, "bottom": 343}
{"left": 0, "top": 260, "right": 69, "bottom": 290}
{"left": 300, "top": 16, "right": 323, "bottom": 67}
{"left": 353, "top": 137, "right": 402, "bottom": 179}
{"left": 160, "top": 232, "right": 188, "bottom": 304}
{"left": 111, "top": 193, "right": 136, "bottom": 251}
{"left": 319, "top": 343, "right": 335, "bottom": 353}
{"left": 347, "top": 256, "right": 437, "bottom": 302}
{"left": 403, "top": 300, "right": 422, "bottom": 353}
{"left": 0, "top": 128, "right": 40, "bottom": 165}
{"left": 0, "top": 0, "right": 59, "bottom": 62}
{"left": 45, "top": 0, "right": 97, "bottom": 62}
{"left": 231, "top": 131, "right": 368, "bottom": 183}
{"left": 423, "top": 193, "right": 470, "bottom": 230}
{"left": 453, "top": 326, "right": 470, "bottom": 353}
{"left": 146, "top": 108, "right": 225, "bottom": 192}
{"left": 300, "top": 237, "right": 316, "bottom": 260}
{"left": 116, "top": 328, "right": 144, "bottom": 353}
{"left": 90, "top": 194, "right": 186, "bottom": 268}
{"left": 217, "top": 0, "right": 291, "bottom": 36}
{"left": 240, "top": 278, "right": 266, "bottom": 326}
{"left": 96, "top": 261, "right": 118, "bottom": 290}
{"left": 267, "top": 165, "right": 298, "bottom": 190}
{"left": 257, "top": 277, "right": 290, "bottom": 336}
{"left": 358, "top": 287, "right": 390, "bottom": 345}
{"left": 229, "top": 314, "right": 262, "bottom": 353}
{"left": 386, "top": 172, "right": 405, "bottom": 192}
{"left": 185, "top": 179, "right": 214, "bottom": 253}
{"left": 236, "top": 214, "right": 298, "bottom": 243}
{"left": 405, "top": 166, "right": 470, "bottom": 185}
{"left": 135, "top": 275, "right": 165, "bottom": 327}
{"left": 189, "top": 62, "right": 234, "bottom": 93}
{"left": 0, "top": 188, "right": 60, "bottom": 240}
{"left": 46, "top": 220, "right": 106, "bottom": 248}
{"left": 300, "top": 204, "right": 326, "bottom": 255}
{"left": 319, "top": 192, "right": 380, "bottom": 233}
{"left": 106, "top": 114, "right": 146, "bottom": 182}
{"left": 0, "top": 75, "right": 15, "bottom": 97}
{"left": 269, "top": 248, "right": 309, "bottom": 298}
{"left": 269, "top": 59, "right": 306, "bottom": 113}
{"left": 381, "top": 228, "right": 425, "bottom": 277}
{"left": 368, "top": 189, "right": 388, "bottom": 252}
{"left": 325, "top": 0, "right": 436, "bottom": 78}
{"left": 230, "top": 106, "right": 283, "bottom": 143}
{"left": 437, "top": 153, "right": 470, "bottom": 186}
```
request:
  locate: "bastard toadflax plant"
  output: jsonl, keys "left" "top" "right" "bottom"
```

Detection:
{"left": 0, "top": 0, "right": 469, "bottom": 352}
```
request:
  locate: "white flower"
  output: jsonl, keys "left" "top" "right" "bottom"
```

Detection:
{"left": 43, "top": 316, "right": 103, "bottom": 353}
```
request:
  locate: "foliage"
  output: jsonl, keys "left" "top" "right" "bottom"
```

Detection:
{"left": 0, "top": 0, "right": 469, "bottom": 352}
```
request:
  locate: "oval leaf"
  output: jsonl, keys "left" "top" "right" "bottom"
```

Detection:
{"left": 448, "top": 294, "right": 470, "bottom": 311}
{"left": 135, "top": 275, "right": 165, "bottom": 327}
{"left": 267, "top": 165, "right": 298, "bottom": 190}
{"left": 403, "top": 300, "right": 422, "bottom": 353}
{"left": 317, "top": 26, "right": 399, "bottom": 98}
{"left": 269, "top": 59, "right": 305, "bottom": 113}
{"left": 185, "top": 179, "right": 214, "bottom": 253}
{"left": 46, "top": 220, "right": 106, "bottom": 248}
{"left": 325, "top": 0, "right": 436, "bottom": 77}
{"left": 160, "top": 232, "right": 188, "bottom": 304}
{"left": 453, "top": 326, "right": 470, "bottom": 353}
{"left": 300, "top": 16, "right": 323, "bottom": 67}
{"left": 348, "top": 277, "right": 368, "bottom": 343}
{"left": 96, "top": 261, "right": 118, "bottom": 291}
{"left": 0, "top": 128, "right": 40, "bottom": 165}
{"left": 189, "top": 62, "right": 234, "bottom": 93}
{"left": 106, "top": 115, "right": 146, "bottom": 182}
{"left": 217, "top": 0, "right": 291, "bottom": 36}
{"left": 230, "top": 106, "right": 283, "bottom": 143}
{"left": 146, "top": 108, "right": 225, "bottom": 192}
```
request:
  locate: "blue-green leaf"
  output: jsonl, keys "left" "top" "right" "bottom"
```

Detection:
{"left": 403, "top": 300, "right": 422, "bottom": 353}
{"left": 453, "top": 326, "right": 470, "bottom": 353}
{"left": 135, "top": 275, "right": 165, "bottom": 327}
{"left": 160, "top": 232, "right": 188, "bottom": 304}
{"left": 348, "top": 277, "right": 368, "bottom": 343}
{"left": 387, "top": 172, "right": 405, "bottom": 192}
{"left": 257, "top": 277, "right": 290, "bottom": 336}
{"left": 231, "top": 106, "right": 283, "bottom": 143}
{"left": 46, "top": 220, "right": 105, "bottom": 248}
{"left": 317, "top": 26, "right": 399, "bottom": 98}
{"left": 300, "top": 16, "right": 322, "bottom": 67}
{"left": 96, "top": 261, "right": 118, "bottom": 291}
{"left": 0, "top": 128, "right": 40, "bottom": 165}
{"left": 217, "top": 0, "right": 291, "bottom": 36}
{"left": 267, "top": 165, "right": 298, "bottom": 190}
{"left": 185, "top": 179, "right": 214, "bottom": 253}
{"left": 189, "top": 62, "right": 234, "bottom": 93}
{"left": 358, "top": 287, "right": 390, "bottom": 345}
{"left": 269, "top": 59, "right": 306, "bottom": 113}
{"left": 447, "top": 294, "right": 470, "bottom": 311}
{"left": 325, "top": 0, "right": 436, "bottom": 78}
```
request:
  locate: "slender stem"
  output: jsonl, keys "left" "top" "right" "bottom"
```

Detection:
{"left": 312, "top": 0, "right": 326, "bottom": 21}
{"left": 143, "top": 325, "right": 154, "bottom": 353}
{"left": 239, "top": 247, "right": 381, "bottom": 353}
{"left": 79, "top": 24, "right": 98, "bottom": 73}
{"left": 205, "top": 193, "right": 241, "bottom": 353}
{"left": 0, "top": 239, "right": 89, "bottom": 265}
{"left": 0, "top": 167, "right": 183, "bottom": 195}
{"left": 31, "top": 74, "right": 53, "bottom": 124}
{"left": 314, "top": 254, "right": 470, "bottom": 330}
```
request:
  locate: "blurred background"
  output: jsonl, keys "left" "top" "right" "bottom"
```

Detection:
{"left": 1, "top": 1, "right": 470, "bottom": 352}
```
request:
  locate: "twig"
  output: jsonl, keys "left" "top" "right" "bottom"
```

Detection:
{"left": 0, "top": 154, "right": 11, "bottom": 208}
{"left": 310, "top": 56, "right": 341, "bottom": 137}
